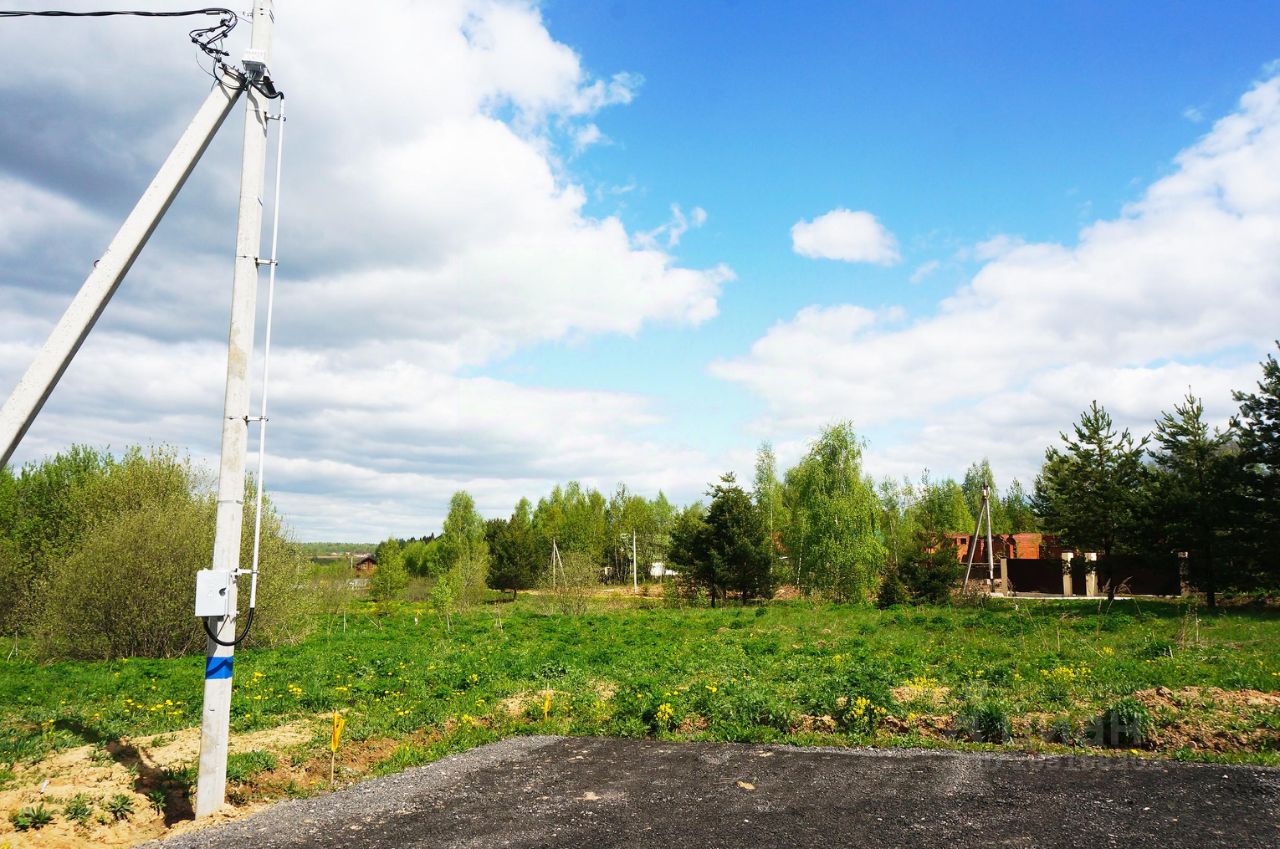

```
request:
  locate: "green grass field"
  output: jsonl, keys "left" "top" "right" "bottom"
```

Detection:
{"left": 2, "top": 594, "right": 1279, "bottom": 790}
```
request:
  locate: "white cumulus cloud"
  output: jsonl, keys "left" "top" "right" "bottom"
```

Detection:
{"left": 0, "top": 0, "right": 728, "bottom": 538}
{"left": 790, "top": 208, "right": 901, "bottom": 265}
{"left": 717, "top": 73, "right": 1280, "bottom": 486}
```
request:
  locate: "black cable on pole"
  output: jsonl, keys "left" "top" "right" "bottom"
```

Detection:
{"left": 203, "top": 606, "right": 255, "bottom": 647}
{"left": 0, "top": 8, "right": 238, "bottom": 61}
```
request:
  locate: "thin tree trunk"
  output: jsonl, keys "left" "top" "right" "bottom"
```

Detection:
{"left": 1104, "top": 544, "right": 1116, "bottom": 602}
{"left": 1204, "top": 542, "right": 1217, "bottom": 609}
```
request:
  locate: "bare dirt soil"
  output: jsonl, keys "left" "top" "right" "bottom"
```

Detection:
{"left": 1135, "top": 686, "right": 1280, "bottom": 753}
{"left": 0, "top": 722, "right": 311, "bottom": 849}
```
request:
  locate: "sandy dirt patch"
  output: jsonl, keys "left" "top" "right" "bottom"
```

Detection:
{"left": 1135, "top": 686, "right": 1280, "bottom": 753}
{"left": 0, "top": 721, "right": 313, "bottom": 849}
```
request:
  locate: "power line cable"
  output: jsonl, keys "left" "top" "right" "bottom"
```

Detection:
{"left": 0, "top": 8, "right": 284, "bottom": 97}
{"left": 0, "top": 8, "right": 238, "bottom": 62}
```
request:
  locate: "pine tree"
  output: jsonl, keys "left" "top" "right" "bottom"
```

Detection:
{"left": 1231, "top": 343, "right": 1280, "bottom": 590}
{"left": 667, "top": 502, "right": 708, "bottom": 585}
{"left": 485, "top": 508, "right": 538, "bottom": 600}
{"left": 1034, "top": 401, "right": 1148, "bottom": 600}
{"left": 701, "top": 473, "right": 773, "bottom": 605}
{"left": 1149, "top": 393, "right": 1238, "bottom": 607}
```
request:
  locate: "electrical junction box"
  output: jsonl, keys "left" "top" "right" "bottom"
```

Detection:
{"left": 242, "top": 48, "right": 270, "bottom": 80}
{"left": 195, "top": 569, "right": 234, "bottom": 618}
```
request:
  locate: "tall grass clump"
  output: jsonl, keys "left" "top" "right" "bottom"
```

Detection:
{"left": 1092, "top": 696, "right": 1155, "bottom": 748}
{"left": 957, "top": 692, "right": 1012, "bottom": 743}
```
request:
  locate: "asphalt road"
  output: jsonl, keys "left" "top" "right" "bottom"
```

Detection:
{"left": 148, "top": 736, "right": 1280, "bottom": 849}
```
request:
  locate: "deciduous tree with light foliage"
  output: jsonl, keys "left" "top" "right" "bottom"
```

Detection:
{"left": 440, "top": 491, "right": 490, "bottom": 607}
{"left": 368, "top": 538, "right": 408, "bottom": 608}
{"left": 753, "top": 441, "right": 787, "bottom": 573}
{"left": 782, "top": 422, "right": 885, "bottom": 601}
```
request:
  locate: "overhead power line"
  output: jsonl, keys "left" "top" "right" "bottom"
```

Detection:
{"left": 0, "top": 8, "right": 238, "bottom": 62}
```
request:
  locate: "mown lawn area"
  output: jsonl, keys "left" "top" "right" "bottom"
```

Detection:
{"left": 2, "top": 595, "right": 1279, "bottom": 788}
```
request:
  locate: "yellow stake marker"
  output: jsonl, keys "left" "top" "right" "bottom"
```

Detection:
{"left": 330, "top": 711, "right": 346, "bottom": 786}
{"left": 543, "top": 690, "right": 552, "bottom": 722}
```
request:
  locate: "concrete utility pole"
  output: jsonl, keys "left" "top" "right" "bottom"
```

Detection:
{"left": 0, "top": 73, "right": 243, "bottom": 469}
{"left": 632, "top": 530, "right": 638, "bottom": 593}
{"left": 195, "top": 0, "right": 276, "bottom": 818}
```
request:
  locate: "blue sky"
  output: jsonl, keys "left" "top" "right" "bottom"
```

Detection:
{"left": 2, "top": 1, "right": 1279, "bottom": 539}
{"left": 499, "top": 1, "right": 1280, "bottom": 468}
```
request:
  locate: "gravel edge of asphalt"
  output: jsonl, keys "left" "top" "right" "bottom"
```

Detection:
{"left": 140, "top": 735, "right": 564, "bottom": 848}
{"left": 142, "top": 735, "right": 1280, "bottom": 848}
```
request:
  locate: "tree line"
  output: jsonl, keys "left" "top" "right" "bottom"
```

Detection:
{"left": 374, "top": 429, "right": 1039, "bottom": 606}
{"left": 369, "top": 483, "right": 683, "bottom": 609}
{"left": 1034, "top": 344, "right": 1280, "bottom": 606}
{"left": 381, "top": 344, "right": 1279, "bottom": 609}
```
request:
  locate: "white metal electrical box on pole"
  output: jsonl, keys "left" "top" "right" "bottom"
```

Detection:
{"left": 195, "top": 0, "right": 277, "bottom": 818}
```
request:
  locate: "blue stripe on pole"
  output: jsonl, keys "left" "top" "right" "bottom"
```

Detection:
{"left": 205, "top": 656, "right": 234, "bottom": 680}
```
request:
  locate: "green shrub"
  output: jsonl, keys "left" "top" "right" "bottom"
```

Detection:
{"left": 1093, "top": 696, "right": 1155, "bottom": 748}
{"left": 31, "top": 448, "right": 314, "bottom": 660}
{"left": 147, "top": 789, "right": 167, "bottom": 814}
{"left": 547, "top": 551, "right": 598, "bottom": 616}
{"left": 834, "top": 695, "right": 888, "bottom": 734}
{"left": 0, "top": 446, "right": 110, "bottom": 635}
{"left": 899, "top": 541, "right": 964, "bottom": 604}
{"left": 311, "top": 561, "right": 359, "bottom": 618}
{"left": 1048, "top": 716, "right": 1083, "bottom": 746}
{"left": 9, "top": 802, "right": 54, "bottom": 830}
{"left": 876, "top": 570, "right": 909, "bottom": 608}
{"left": 710, "top": 688, "right": 793, "bottom": 735}
{"left": 38, "top": 481, "right": 210, "bottom": 659}
{"left": 958, "top": 696, "right": 1012, "bottom": 743}
{"left": 1141, "top": 637, "right": 1175, "bottom": 659}
{"left": 369, "top": 541, "right": 409, "bottom": 608}
{"left": 161, "top": 764, "right": 197, "bottom": 796}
